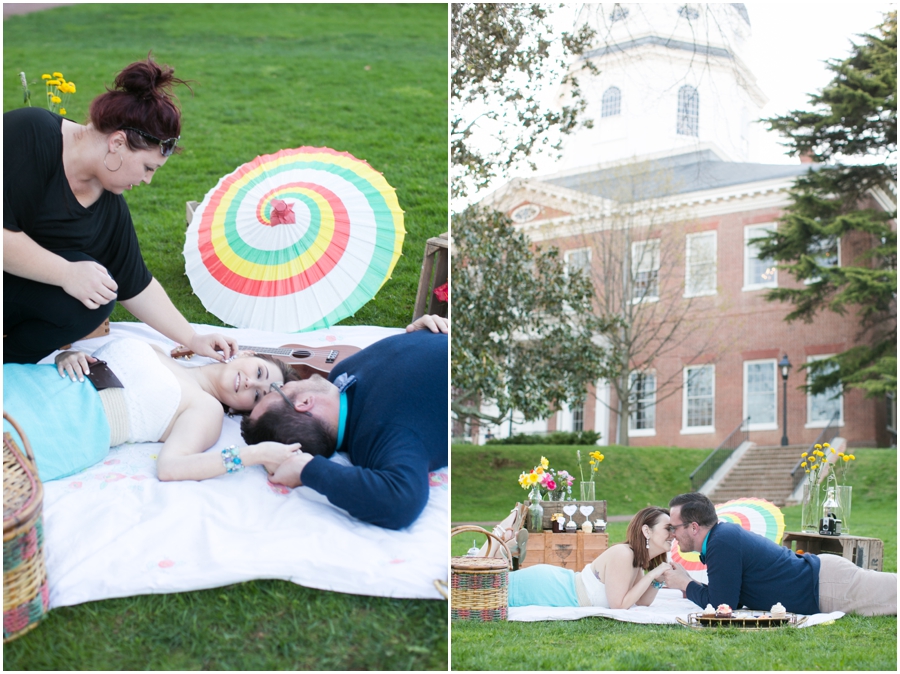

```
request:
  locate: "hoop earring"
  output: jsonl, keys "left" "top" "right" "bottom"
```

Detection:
{"left": 104, "top": 151, "right": 123, "bottom": 172}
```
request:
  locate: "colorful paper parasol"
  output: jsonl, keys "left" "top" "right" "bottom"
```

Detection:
{"left": 670, "top": 498, "right": 786, "bottom": 571}
{"left": 184, "top": 147, "right": 404, "bottom": 332}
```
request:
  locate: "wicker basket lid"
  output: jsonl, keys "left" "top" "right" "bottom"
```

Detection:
{"left": 4, "top": 415, "right": 43, "bottom": 532}
{"left": 451, "top": 555, "right": 509, "bottom": 571}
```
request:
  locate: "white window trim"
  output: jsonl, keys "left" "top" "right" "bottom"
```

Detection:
{"left": 684, "top": 230, "right": 717, "bottom": 298}
{"left": 805, "top": 354, "right": 845, "bottom": 428}
{"left": 804, "top": 238, "right": 842, "bottom": 285}
{"left": 682, "top": 364, "right": 715, "bottom": 433}
{"left": 743, "top": 224, "right": 778, "bottom": 292}
{"left": 743, "top": 358, "right": 779, "bottom": 431}
{"left": 631, "top": 239, "right": 661, "bottom": 304}
{"left": 628, "top": 370, "right": 657, "bottom": 434}
{"left": 564, "top": 247, "right": 592, "bottom": 276}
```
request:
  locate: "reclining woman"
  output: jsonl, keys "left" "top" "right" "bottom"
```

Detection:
{"left": 3, "top": 337, "right": 304, "bottom": 482}
{"left": 484, "top": 506, "right": 674, "bottom": 609}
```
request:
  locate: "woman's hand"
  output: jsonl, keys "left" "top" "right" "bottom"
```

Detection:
{"left": 55, "top": 351, "right": 97, "bottom": 382}
{"left": 406, "top": 314, "right": 448, "bottom": 334}
{"left": 189, "top": 332, "right": 238, "bottom": 362}
{"left": 650, "top": 562, "right": 672, "bottom": 580}
{"left": 61, "top": 260, "right": 118, "bottom": 309}
{"left": 270, "top": 452, "right": 315, "bottom": 487}
{"left": 246, "top": 441, "right": 303, "bottom": 475}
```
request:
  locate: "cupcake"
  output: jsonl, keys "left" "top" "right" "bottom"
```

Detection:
{"left": 702, "top": 603, "right": 716, "bottom": 617}
{"left": 770, "top": 602, "right": 786, "bottom": 619}
{"left": 715, "top": 603, "right": 733, "bottom": 618}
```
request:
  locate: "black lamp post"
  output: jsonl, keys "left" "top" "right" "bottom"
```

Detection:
{"left": 779, "top": 355, "right": 792, "bottom": 446}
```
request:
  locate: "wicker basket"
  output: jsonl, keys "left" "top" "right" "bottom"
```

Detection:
{"left": 3, "top": 412, "right": 49, "bottom": 642}
{"left": 450, "top": 525, "right": 511, "bottom": 622}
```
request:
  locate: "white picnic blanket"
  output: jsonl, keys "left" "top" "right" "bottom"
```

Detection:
{"left": 35, "top": 322, "right": 448, "bottom": 608}
{"left": 508, "top": 588, "right": 844, "bottom": 627}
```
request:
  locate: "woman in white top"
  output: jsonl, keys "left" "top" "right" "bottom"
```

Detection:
{"left": 3, "top": 337, "right": 303, "bottom": 482}
{"left": 489, "top": 506, "right": 675, "bottom": 609}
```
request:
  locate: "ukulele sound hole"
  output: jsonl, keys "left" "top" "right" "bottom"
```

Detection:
{"left": 290, "top": 350, "right": 312, "bottom": 359}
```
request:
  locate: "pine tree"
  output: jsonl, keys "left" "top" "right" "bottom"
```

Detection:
{"left": 758, "top": 12, "right": 896, "bottom": 397}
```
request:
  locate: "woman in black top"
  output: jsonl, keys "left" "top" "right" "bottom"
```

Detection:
{"left": 3, "top": 56, "right": 237, "bottom": 365}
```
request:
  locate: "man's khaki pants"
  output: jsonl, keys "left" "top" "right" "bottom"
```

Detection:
{"left": 818, "top": 553, "right": 897, "bottom": 616}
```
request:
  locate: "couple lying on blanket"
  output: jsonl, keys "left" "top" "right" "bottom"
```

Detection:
{"left": 481, "top": 492, "right": 897, "bottom": 617}
{"left": 3, "top": 314, "right": 448, "bottom": 531}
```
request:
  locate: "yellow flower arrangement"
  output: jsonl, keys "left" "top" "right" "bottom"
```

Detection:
{"left": 42, "top": 69, "right": 76, "bottom": 116}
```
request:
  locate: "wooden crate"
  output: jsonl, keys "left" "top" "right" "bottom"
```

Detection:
{"left": 781, "top": 531, "right": 884, "bottom": 572}
{"left": 526, "top": 500, "right": 607, "bottom": 531}
{"left": 520, "top": 532, "right": 609, "bottom": 570}
{"left": 412, "top": 232, "right": 448, "bottom": 322}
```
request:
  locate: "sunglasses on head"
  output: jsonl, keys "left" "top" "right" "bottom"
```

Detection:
{"left": 121, "top": 126, "right": 179, "bottom": 156}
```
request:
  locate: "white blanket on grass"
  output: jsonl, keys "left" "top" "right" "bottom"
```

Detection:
{"left": 35, "top": 322, "right": 448, "bottom": 608}
{"left": 509, "top": 588, "right": 844, "bottom": 628}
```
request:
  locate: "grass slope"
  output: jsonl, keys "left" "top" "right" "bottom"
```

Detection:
{"left": 451, "top": 446, "right": 896, "bottom": 670}
{"left": 3, "top": 4, "right": 447, "bottom": 669}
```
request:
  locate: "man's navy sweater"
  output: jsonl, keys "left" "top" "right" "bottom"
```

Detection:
{"left": 686, "top": 522, "right": 821, "bottom": 614}
{"left": 300, "top": 330, "right": 448, "bottom": 530}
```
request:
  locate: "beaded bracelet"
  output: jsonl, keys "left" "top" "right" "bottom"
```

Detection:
{"left": 222, "top": 445, "right": 244, "bottom": 473}
{"left": 651, "top": 580, "right": 665, "bottom": 589}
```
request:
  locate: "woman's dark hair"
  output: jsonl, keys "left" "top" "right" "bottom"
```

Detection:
{"left": 624, "top": 506, "right": 670, "bottom": 570}
{"left": 89, "top": 54, "right": 188, "bottom": 153}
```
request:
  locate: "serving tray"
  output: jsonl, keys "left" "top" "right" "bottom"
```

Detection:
{"left": 676, "top": 611, "right": 807, "bottom": 630}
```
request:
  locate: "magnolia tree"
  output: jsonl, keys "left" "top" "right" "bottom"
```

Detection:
{"left": 451, "top": 207, "right": 618, "bottom": 427}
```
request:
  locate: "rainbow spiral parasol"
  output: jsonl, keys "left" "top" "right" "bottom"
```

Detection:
{"left": 670, "top": 497, "right": 785, "bottom": 571}
{"left": 184, "top": 147, "right": 404, "bottom": 332}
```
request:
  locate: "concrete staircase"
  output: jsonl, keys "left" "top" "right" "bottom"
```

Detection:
{"left": 707, "top": 445, "right": 805, "bottom": 507}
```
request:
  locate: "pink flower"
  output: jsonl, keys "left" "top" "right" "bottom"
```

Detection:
{"left": 545, "top": 479, "right": 557, "bottom": 491}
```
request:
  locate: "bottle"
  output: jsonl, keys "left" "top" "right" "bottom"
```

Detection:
{"left": 822, "top": 486, "right": 838, "bottom": 519}
{"left": 466, "top": 540, "right": 480, "bottom": 556}
{"left": 528, "top": 487, "right": 544, "bottom": 533}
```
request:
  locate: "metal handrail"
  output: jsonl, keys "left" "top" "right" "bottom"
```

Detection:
{"left": 689, "top": 417, "right": 750, "bottom": 492}
{"left": 789, "top": 410, "right": 841, "bottom": 491}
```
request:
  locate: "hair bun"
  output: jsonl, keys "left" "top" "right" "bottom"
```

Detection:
{"left": 114, "top": 57, "right": 176, "bottom": 100}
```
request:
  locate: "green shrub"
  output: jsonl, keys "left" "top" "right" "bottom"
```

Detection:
{"left": 486, "top": 430, "right": 601, "bottom": 445}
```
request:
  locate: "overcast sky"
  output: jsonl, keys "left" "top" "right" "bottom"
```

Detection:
{"left": 745, "top": 2, "right": 894, "bottom": 163}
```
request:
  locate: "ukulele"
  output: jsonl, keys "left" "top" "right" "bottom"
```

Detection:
{"left": 171, "top": 343, "right": 360, "bottom": 379}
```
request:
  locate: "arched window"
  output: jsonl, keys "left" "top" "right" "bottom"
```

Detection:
{"left": 601, "top": 86, "right": 621, "bottom": 118}
{"left": 677, "top": 85, "right": 699, "bottom": 136}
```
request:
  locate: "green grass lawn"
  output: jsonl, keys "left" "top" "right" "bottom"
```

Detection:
{"left": 451, "top": 445, "right": 897, "bottom": 670}
{"left": 4, "top": 4, "right": 447, "bottom": 669}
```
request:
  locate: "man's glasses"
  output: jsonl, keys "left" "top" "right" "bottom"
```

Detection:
{"left": 269, "top": 382, "right": 312, "bottom": 417}
{"left": 669, "top": 522, "right": 692, "bottom": 532}
{"left": 121, "top": 126, "right": 180, "bottom": 156}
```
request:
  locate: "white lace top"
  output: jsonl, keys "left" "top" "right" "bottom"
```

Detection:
{"left": 91, "top": 338, "right": 181, "bottom": 444}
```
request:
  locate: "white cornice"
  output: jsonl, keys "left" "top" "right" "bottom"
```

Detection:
{"left": 508, "top": 175, "right": 801, "bottom": 241}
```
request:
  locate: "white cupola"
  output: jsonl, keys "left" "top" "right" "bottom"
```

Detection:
{"left": 556, "top": 3, "right": 768, "bottom": 172}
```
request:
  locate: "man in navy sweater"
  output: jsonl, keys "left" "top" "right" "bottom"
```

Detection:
{"left": 241, "top": 315, "right": 448, "bottom": 530}
{"left": 662, "top": 493, "right": 896, "bottom": 616}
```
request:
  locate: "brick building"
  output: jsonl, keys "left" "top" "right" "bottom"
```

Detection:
{"left": 464, "top": 4, "right": 896, "bottom": 449}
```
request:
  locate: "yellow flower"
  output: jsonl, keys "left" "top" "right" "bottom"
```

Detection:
{"left": 849, "top": 454, "right": 856, "bottom": 461}
{"left": 59, "top": 108, "right": 66, "bottom": 115}
{"left": 53, "top": 71, "right": 63, "bottom": 78}
{"left": 842, "top": 455, "right": 850, "bottom": 462}
{"left": 800, "top": 462, "right": 807, "bottom": 468}
{"left": 540, "top": 456, "right": 549, "bottom": 469}
{"left": 68, "top": 82, "right": 76, "bottom": 93}
{"left": 527, "top": 472, "right": 539, "bottom": 485}
{"left": 805, "top": 470, "right": 810, "bottom": 474}
{"left": 838, "top": 452, "right": 845, "bottom": 457}
{"left": 815, "top": 444, "right": 822, "bottom": 450}
{"left": 42, "top": 74, "right": 51, "bottom": 80}
{"left": 823, "top": 443, "right": 830, "bottom": 449}
{"left": 47, "top": 79, "right": 60, "bottom": 86}
{"left": 535, "top": 466, "right": 544, "bottom": 475}
{"left": 589, "top": 460, "right": 596, "bottom": 466}
{"left": 801, "top": 452, "right": 808, "bottom": 458}
{"left": 590, "top": 451, "right": 603, "bottom": 461}
{"left": 830, "top": 448, "right": 837, "bottom": 454}
{"left": 51, "top": 96, "right": 61, "bottom": 104}
{"left": 598, "top": 454, "right": 604, "bottom": 462}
